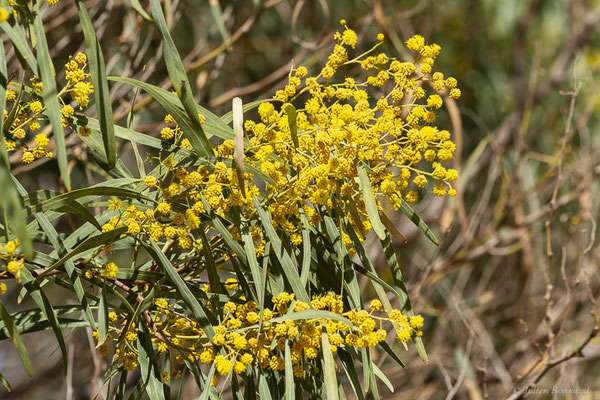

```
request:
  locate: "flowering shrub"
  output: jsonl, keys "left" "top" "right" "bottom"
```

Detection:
{"left": 0, "top": 2, "right": 458, "bottom": 398}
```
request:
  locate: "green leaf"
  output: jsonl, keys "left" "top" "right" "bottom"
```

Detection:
{"left": 344, "top": 224, "right": 394, "bottom": 312}
{"left": 37, "top": 227, "right": 127, "bottom": 278}
{"left": 0, "top": 315, "right": 88, "bottom": 340}
{"left": 98, "top": 283, "right": 109, "bottom": 346}
{"left": 128, "top": 0, "right": 152, "bottom": 20}
{"left": 372, "top": 364, "right": 394, "bottom": 393}
{"left": 108, "top": 76, "right": 234, "bottom": 143}
{"left": 143, "top": 238, "right": 214, "bottom": 338}
{"left": 380, "top": 233, "right": 428, "bottom": 362}
{"left": 22, "top": 186, "right": 150, "bottom": 217}
{"left": 199, "top": 194, "right": 247, "bottom": 265}
{"left": 378, "top": 210, "right": 407, "bottom": 243}
{"left": 199, "top": 364, "right": 216, "bottom": 400}
{"left": 137, "top": 322, "right": 166, "bottom": 400}
{"left": 338, "top": 350, "right": 364, "bottom": 400}
{"left": 322, "top": 215, "right": 360, "bottom": 308}
{"left": 76, "top": 1, "right": 117, "bottom": 169}
{"left": 15, "top": 178, "right": 98, "bottom": 333}
{"left": 285, "top": 341, "right": 295, "bottom": 399}
{"left": 398, "top": 200, "right": 438, "bottom": 245}
{"left": 285, "top": 104, "right": 299, "bottom": 149}
{"left": 0, "top": 21, "right": 39, "bottom": 75}
{"left": 356, "top": 163, "right": 386, "bottom": 240}
{"left": 149, "top": 0, "right": 212, "bottom": 157}
{"left": 252, "top": 197, "right": 309, "bottom": 303}
{"left": 0, "top": 170, "right": 33, "bottom": 259}
{"left": 33, "top": 2, "right": 70, "bottom": 189}
{"left": 321, "top": 332, "right": 339, "bottom": 400}
{"left": 208, "top": 0, "right": 230, "bottom": 45}
{"left": 0, "top": 38, "right": 10, "bottom": 172}
{"left": 0, "top": 371, "right": 11, "bottom": 392}
{"left": 18, "top": 268, "right": 70, "bottom": 376}
{"left": 240, "top": 217, "right": 264, "bottom": 306}
{"left": 258, "top": 373, "right": 272, "bottom": 400}
{"left": 0, "top": 299, "right": 32, "bottom": 377}
{"left": 199, "top": 228, "right": 223, "bottom": 295}
{"left": 116, "top": 370, "right": 129, "bottom": 400}
{"left": 379, "top": 341, "right": 406, "bottom": 368}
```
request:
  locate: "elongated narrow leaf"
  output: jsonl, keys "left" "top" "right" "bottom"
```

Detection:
{"left": 285, "top": 342, "right": 295, "bottom": 399}
{"left": 149, "top": 0, "right": 212, "bottom": 157}
{"left": 33, "top": 2, "right": 70, "bottom": 189}
{"left": 137, "top": 322, "right": 166, "bottom": 400}
{"left": 0, "top": 304, "right": 84, "bottom": 329}
{"left": 76, "top": 1, "right": 116, "bottom": 168}
{"left": 322, "top": 332, "right": 339, "bottom": 400}
{"left": 38, "top": 227, "right": 127, "bottom": 278}
{"left": 108, "top": 76, "right": 211, "bottom": 156}
{"left": 338, "top": 349, "right": 364, "bottom": 400}
{"left": 357, "top": 163, "right": 385, "bottom": 240}
{"left": 0, "top": 299, "right": 32, "bottom": 376}
{"left": 116, "top": 370, "right": 128, "bottom": 400}
{"left": 0, "top": 371, "right": 11, "bottom": 392}
{"left": 15, "top": 178, "right": 97, "bottom": 333}
{"left": 199, "top": 228, "right": 223, "bottom": 295}
{"left": 241, "top": 224, "right": 264, "bottom": 306}
{"left": 322, "top": 215, "right": 360, "bottom": 308}
{"left": 398, "top": 200, "right": 438, "bottom": 245}
{"left": 199, "top": 194, "right": 247, "bottom": 264}
{"left": 0, "top": 21, "right": 39, "bottom": 75}
{"left": 252, "top": 197, "right": 309, "bottom": 303}
{"left": 22, "top": 186, "right": 150, "bottom": 217}
{"left": 258, "top": 373, "right": 272, "bottom": 400}
{"left": 0, "top": 316, "right": 88, "bottom": 340}
{"left": 209, "top": 0, "right": 230, "bottom": 44}
{"left": 128, "top": 0, "right": 152, "bottom": 20}
{"left": 199, "top": 364, "right": 216, "bottom": 400}
{"left": 98, "top": 283, "right": 109, "bottom": 346}
{"left": 379, "top": 341, "right": 406, "bottom": 368}
{"left": 344, "top": 224, "right": 393, "bottom": 311}
{"left": 107, "top": 77, "right": 234, "bottom": 142}
{"left": 0, "top": 40, "right": 10, "bottom": 171}
{"left": 144, "top": 238, "right": 214, "bottom": 338}
{"left": 19, "top": 268, "right": 70, "bottom": 376}
{"left": 379, "top": 210, "right": 406, "bottom": 243}
{"left": 380, "top": 233, "right": 428, "bottom": 362}
{"left": 0, "top": 169, "right": 33, "bottom": 258}
{"left": 372, "top": 364, "right": 394, "bottom": 393}
{"left": 285, "top": 104, "right": 299, "bottom": 148}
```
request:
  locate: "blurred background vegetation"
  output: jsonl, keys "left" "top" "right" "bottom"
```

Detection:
{"left": 1, "top": 0, "right": 600, "bottom": 398}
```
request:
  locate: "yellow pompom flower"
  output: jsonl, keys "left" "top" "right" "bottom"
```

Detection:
{"left": 22, "top": 152, "right": 34, "bottom": 164}
{"left": 342, "top": 28, "right": 358, "bottom": 48}
{"left": 102, "top": 262, "right": 118, "bottom": 278}
{"left": 0, "top": 9, "right": 9, "bottom": 23}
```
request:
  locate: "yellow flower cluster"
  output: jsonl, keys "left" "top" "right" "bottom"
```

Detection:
{"left": 120, "top": 28, "right": 460, "bottom": 260}
{"left": 0, "top": 240, "right": 25, "bottom": 287}
{"left": 82, "top": 26, "right": 442, "bottom": 381}
{"left": 93, "top": 291, "right": 423, "bottom": 383}
{"left": 2, "top": 52, "right": 93, "bottom": 164}
{"left": 242, "top": 28, "right": 460, "bottom": 244}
